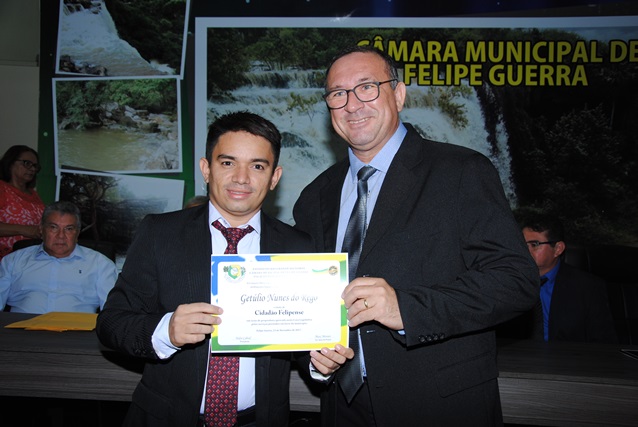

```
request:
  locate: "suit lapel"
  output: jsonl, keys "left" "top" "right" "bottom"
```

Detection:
{"left": 260, "top": 214, "right": 282, "bottom": 253}
{"left": 179, "top": 204, "right": 213, "bottom": 389}
{"left": 185, "top": 204, "right": 213, "bottom": 303}
{"left": 360, "top": 130, "right": 426, "bottom": 265}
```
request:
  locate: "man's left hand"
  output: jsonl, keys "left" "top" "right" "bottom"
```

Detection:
{"left": 309, "top": 344, "right": 354, "bottom": 376}
{"left": 342, "top": 276, "right": 404, "bottom": 330}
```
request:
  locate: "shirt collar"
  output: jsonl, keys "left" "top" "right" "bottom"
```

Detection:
{"left": 347, "top": 122, "right": 407, "bottom": 180}
{"left": 542, "top": 259, "right": 561, "bottom": 283}
{"left": 34, "top": 243, "right": 84, "bottom": 261}
{"left": 207, "top": 201, "right": 261, "bottom": 234}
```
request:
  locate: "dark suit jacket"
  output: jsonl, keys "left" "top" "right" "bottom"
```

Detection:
{"left": 96, "top": 204, "right": 313, "bottom": 427}
{"left": 293, "top": 125, "right": 539, "bottom": 427}
{"left": 549, "top": 262, "right": 618, "bottom": 343}
{"left": 497, "top": 262, "right": 618, "bottom": 343}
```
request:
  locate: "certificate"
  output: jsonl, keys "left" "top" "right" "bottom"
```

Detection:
{"left": 209, "top": 253, "right": 349, "bottom": 353}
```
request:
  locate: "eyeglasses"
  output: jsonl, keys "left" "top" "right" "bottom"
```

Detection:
{"left": 323, "top": 79, "right": 397, "bottom": 110}
{"left": 44, "top": 224, "right": 79, "bottom": 235}
{"left": 16, "top": 159, "right": 41, "bottom": 172}
{"left": 526, "top": 240, "right": 556, "bottom": 249}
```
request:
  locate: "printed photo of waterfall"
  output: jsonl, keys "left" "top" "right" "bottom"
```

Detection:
{"left": 56, "top": 0, "right": 190, "bottom": 77}
{"left": 57, "top": 171, "right": 184, "bottom": 269}
{"left": 53, "top": 77, "right": 182, "bottom": 174}
{"left": 195, "top": 18, "right": 638, "bottom": 245}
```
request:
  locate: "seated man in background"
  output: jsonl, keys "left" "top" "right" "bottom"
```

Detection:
{"left": 0, "top": 200, "right": 118, "bottom": 313}
{"left": 501, "top": 212, "right": 618, "bottom": 343}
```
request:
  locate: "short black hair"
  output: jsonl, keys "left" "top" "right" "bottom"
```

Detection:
{"left": 325, "top": 45, "right": 399, "bottom": 90}
{"left": 519, "top": 213, "right": 565, "bottom": 243}
{"left": 205, "top": 111, "right": 281, "bottom": 169}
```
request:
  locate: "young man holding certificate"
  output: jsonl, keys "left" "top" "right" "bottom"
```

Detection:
{"left": 96, "top": 112, "right": 348, "bottom": 427}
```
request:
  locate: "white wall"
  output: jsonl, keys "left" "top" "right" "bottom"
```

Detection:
{"left": 0, "top": 0, "right": 40, "bottom": 157}
{"left": 0, "top": 65, "right": 40, "bottom": 156}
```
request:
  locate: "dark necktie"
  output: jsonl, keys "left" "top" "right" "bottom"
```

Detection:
{"left": 204, "top": 220, "right": 254, "bottom": 427}
{"left": 338, "top": 165, "right": 376, "bottom": 403}
{"left": 532, "top": 277, "right": 549, "bottom": 340}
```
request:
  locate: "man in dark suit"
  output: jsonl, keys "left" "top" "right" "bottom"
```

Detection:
{"left": 293, "top": 46, "right": 539, "bottom": 426}
{"left": 519, "top": 213, "right": 617, "bottom": 343}
{"left": 96, "top": 112, "right": 315, "bottom": 427}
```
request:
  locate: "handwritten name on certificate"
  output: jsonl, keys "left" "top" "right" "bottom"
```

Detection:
{"left": 209, "top": 253, "right": 349, "bottom": 353}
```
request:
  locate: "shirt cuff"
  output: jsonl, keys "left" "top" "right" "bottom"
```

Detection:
{"left": 309, "top": 362, "right": 331, "bottom": 382}
{"left": 151, "top": 312, "right": 180, "bottom": 359}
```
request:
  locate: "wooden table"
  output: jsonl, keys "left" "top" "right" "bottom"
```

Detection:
{"left": 1, "top": 312, "right": 637, "bottom": 426}
{"left": 497, "top": 339, "right": 638, "bottom": 426}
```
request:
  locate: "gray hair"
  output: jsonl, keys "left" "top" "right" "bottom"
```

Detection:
{"left": 41, "top": 201, "right": 82, "bottom": 228}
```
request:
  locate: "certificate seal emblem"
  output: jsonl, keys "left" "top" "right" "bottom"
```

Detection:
{"left": 328, "top": 265, "right": 338, "bottom": 275}
{"left": 222, "top": 264, "right": 246, "bottom": 282}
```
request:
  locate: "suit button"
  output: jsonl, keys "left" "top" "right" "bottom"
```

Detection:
{"left": 426, "top": 335, "right": 433, "bottom": 342}
{"left": 418, "top": 335, "right": 426, "bottom": 343}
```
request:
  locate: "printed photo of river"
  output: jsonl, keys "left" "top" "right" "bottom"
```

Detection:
{"left": 53, "top": 77, "right": 181, "bottom": 174}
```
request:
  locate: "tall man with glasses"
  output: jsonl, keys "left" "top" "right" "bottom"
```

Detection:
{"left": 293, "top": 45, "right": 539, "bottom": 426}
{"left": 0, "top": 200, "right": 117, "bottom": 313}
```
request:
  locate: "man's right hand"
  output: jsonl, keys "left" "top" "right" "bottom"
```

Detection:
{"left": 168, "top": 302, "right": 223, "bottom": 347}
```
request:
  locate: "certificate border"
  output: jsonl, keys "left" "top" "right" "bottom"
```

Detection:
{"left": 210, "top": 253, "right": 349, "bottom": 352}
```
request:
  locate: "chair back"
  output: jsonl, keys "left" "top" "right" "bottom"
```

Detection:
{"left": 12, "top": 239, "right": 42, "bottom": 251}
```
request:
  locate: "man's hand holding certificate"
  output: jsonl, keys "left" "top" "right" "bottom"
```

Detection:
{"left": 210, "top": 253, "right": 348, "bottom": 352}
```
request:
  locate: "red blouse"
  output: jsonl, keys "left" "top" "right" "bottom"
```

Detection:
{"left": 0, "top": 180, "right": 45, "bottom": 260}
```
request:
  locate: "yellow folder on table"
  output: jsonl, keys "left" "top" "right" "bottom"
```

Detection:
{"left": 4, "top": 312, "right": 97, "bottom": 332}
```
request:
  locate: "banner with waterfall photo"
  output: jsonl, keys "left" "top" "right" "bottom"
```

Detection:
{"left": 195, "top": 17, "right": 638, "bottom": 245}
{"left": 56, "top": 0, "right": 190, "bottom": 78}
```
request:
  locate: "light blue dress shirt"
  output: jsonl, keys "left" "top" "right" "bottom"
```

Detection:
{"left": 337, "top": 122, "right": 407, "bottom": 377}
{"left": 336, "top": 122, "right": 407, "bottom": 251}
{"left": 0, "top": 243, "right": 118, "bottom": 314}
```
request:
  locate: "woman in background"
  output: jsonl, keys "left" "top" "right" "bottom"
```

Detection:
{"left": 0, "top": 145, "right": 45, "bottom": 261}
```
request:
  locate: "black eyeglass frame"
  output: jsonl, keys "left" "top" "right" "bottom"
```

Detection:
{"left": 323, "top": 79, "right": 398, "bottom": 110}
{"left": 525, "top": 240, "right": 557, "bottom": 249}
{"left": 15, "top": 159, "right": 41, "bottom": 172}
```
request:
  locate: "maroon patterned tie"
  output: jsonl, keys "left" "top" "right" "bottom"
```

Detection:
{"left": 204, "top": 220, "right": 254, "bottom": 427}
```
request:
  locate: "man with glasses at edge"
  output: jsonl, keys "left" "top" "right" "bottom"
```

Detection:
{"left": 518, "top": 212, "right": 617, "bottom": 343}
{"left": 0, "top": 200, "right": 118, "bottom": 313}
{"left": 293, "top": 45, "right": 539, "bottom": 426}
